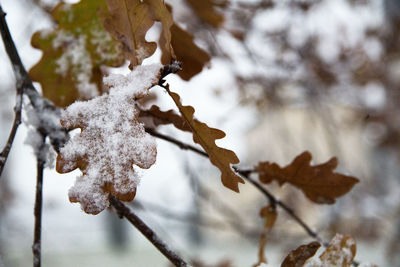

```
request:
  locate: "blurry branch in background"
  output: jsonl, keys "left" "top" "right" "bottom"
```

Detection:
{"left": 145, "top": 126, "right": 328, "bottom": 245}
{"left": 186, "top": 166, "right": 260, "bottom": 241}
{"left": 132, "top": 200, "right": 259, "bottom": 237}
{"left": 110, "top": 196, "right": 189, "bottom": 267}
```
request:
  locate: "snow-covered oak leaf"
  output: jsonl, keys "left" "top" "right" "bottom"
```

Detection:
{"left": 166, "top": 87, "right": 244, "bottom": 192}
{"left": 254, "top": 205, "right": 278, "bottom": 267}
{"left": 184, "top": 0, "right": 226, "bottom": 28}
{"left": 281, "top": 241, "right": 321, "bottom": 267}
{"left": 319, "top": 234, "right": 356, "bottom": 267}
{"left": 138, "top": 105, "right": 192, "bottom": 132}
{"left": 302, "top": 234, "right": 356, "bottom": 267}
{"left": 56, "top": 64, "right": 163, "bottom": 214}
{"left": 257, "top": 151, "right": 359, "bottom": 204}
{"left": 29, "top": 0, "right": 125, "bottom": 107}
{"left": 103, "top": 0, "right": 174, "bottom": 68}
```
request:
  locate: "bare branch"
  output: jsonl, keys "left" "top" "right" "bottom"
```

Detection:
{"left": 0, "top": 6, "right": 23, "bottom": 178}
{"left": 32, "top": 133, "right": 46, "bottom": 267}
{"left": 109, "top": 196, "right": 189, "bottom": 267}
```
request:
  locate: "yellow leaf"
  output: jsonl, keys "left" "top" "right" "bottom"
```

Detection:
{"left": 257, "top": 151, "right": 359, "bottom": 204}
{"left": 29, "top": 0, "right": 125, "bottom": 107}
{"left": 166, "top": 87, "right": 244, "bottom": 192}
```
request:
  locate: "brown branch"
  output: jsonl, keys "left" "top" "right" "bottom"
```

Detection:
{"left": 109, "top": 196, "right": 189, "bottom": 267}
{"left": 145, "top": 128, "right": 208, "bottom": 157}
{"left": 146, "top": 128, "right": 328, "bottom": 246}
{"left": 32, "top": 133, "right": 46, "bottom": 267}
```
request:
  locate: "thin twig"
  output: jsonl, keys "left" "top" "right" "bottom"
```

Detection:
{"left": 109, "top": 196, "right": 189, "bottom": 267}
{"left": 0, "top": 7, "right": 24, "bottom": 178}
{"left": 146, "top": 127, "right": 328, "bottom": 246}
{"left": 145, "top": 128, "right": 208, "bottom": 157}
{"left": 32, "top": 133, "right": 46, "bottom": 267}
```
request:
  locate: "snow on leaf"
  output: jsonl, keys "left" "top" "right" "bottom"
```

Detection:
{"left": 166, "top": 86, "right": 244, "bottom": 192}
{"left": 319, "top": 234, "right": 356, "bottom": 267}
{"left": 138, "top": 105, "right": 192, "bottom": 132}
{"left": 160, "top": 23, "right": 211, "bottom": 81}
{"left": 254, "top": 205, "right": 278, "bottom": 267}
{"left": 103, "top": 0, "right": 174, "bottom": 68}
{"left": 257, "top": 151, "right": 359, "bottom": 204}
{"left": 56, "top": 64, "right": 162, "bottom": 214}
{"left": 281, "top": 241, "right": 321, "bottom": 267}
{"left": 29, "top": 0, "right": 125, "bottom": 107}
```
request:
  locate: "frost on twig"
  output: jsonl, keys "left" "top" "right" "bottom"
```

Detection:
{"left": 56, "top": 64, "right": 163, "bottom": 214}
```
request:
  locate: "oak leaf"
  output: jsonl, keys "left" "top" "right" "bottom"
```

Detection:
{"left": 138, "top": 105, "right": 192, "bottom": 132}
{"left": 257, "top": 151, "right": 359, "bottom": 204}
{"left": 184, "top": 0, "right": 226, "bottom": 28}
{"left": 56, "top": 64, "right": 162, "bottom": 214}
{"left": 281, "top": 241, "right": 321, "bottom": 267}
{"left": 103, "top": 0, "right": 174, "bottom": 68}
{"left": 161, "top": 23, "right": 211, "bottom": 81}
{"left": 29, "top": 0, "right": 125, "bottom": 107}
{"left": 166, "top": 87, "right": 244, "bottom": 192}
{"left": 254, "top": 205, "right": 278, "bottom": 267}
{"left": 319, "top": 234, "right": 356, "bottom": 267}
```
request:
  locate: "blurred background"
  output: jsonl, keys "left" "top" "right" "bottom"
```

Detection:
{"left": 0, "top": 0, "right": 399, "bottom": 266}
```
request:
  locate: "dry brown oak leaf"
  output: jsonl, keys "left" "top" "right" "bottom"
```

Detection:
{"left": 166, "top": 86, "right": 244, "bottom": 192}
{"left": 299, "top": 234, "right": 357, "bottom": 267}
{"left": 103, "top": 0, "right": 174, "bottom": 68}
{"left": 281, "top": 241, "right": 321, "bottom": 267}
{"left": 56, "top": 64, "right": 163, "bottom": 214}
{"left": 258, "top": 151, "right": 359, "bottom": 204}
{"left": 138, "top": 104, "right": 192, "bottom": 132}
{"left": 254, "top": 205, "right": 278, "bottom": 267}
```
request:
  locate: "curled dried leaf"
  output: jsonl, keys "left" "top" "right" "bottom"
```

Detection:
{"left": 166, "top": 87, "right": 244, "bottom": 192}
{"left": 281, "top": 241, "right": 321, "bottom": 267}
{"left": 258, "top": 151, "right": 359, "bottom": 204}
{"left": 254, "top": 205, "right": 278, "bottom": 267}
{"left": 319, "top": 234, "right": 356, "bottom": 267}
